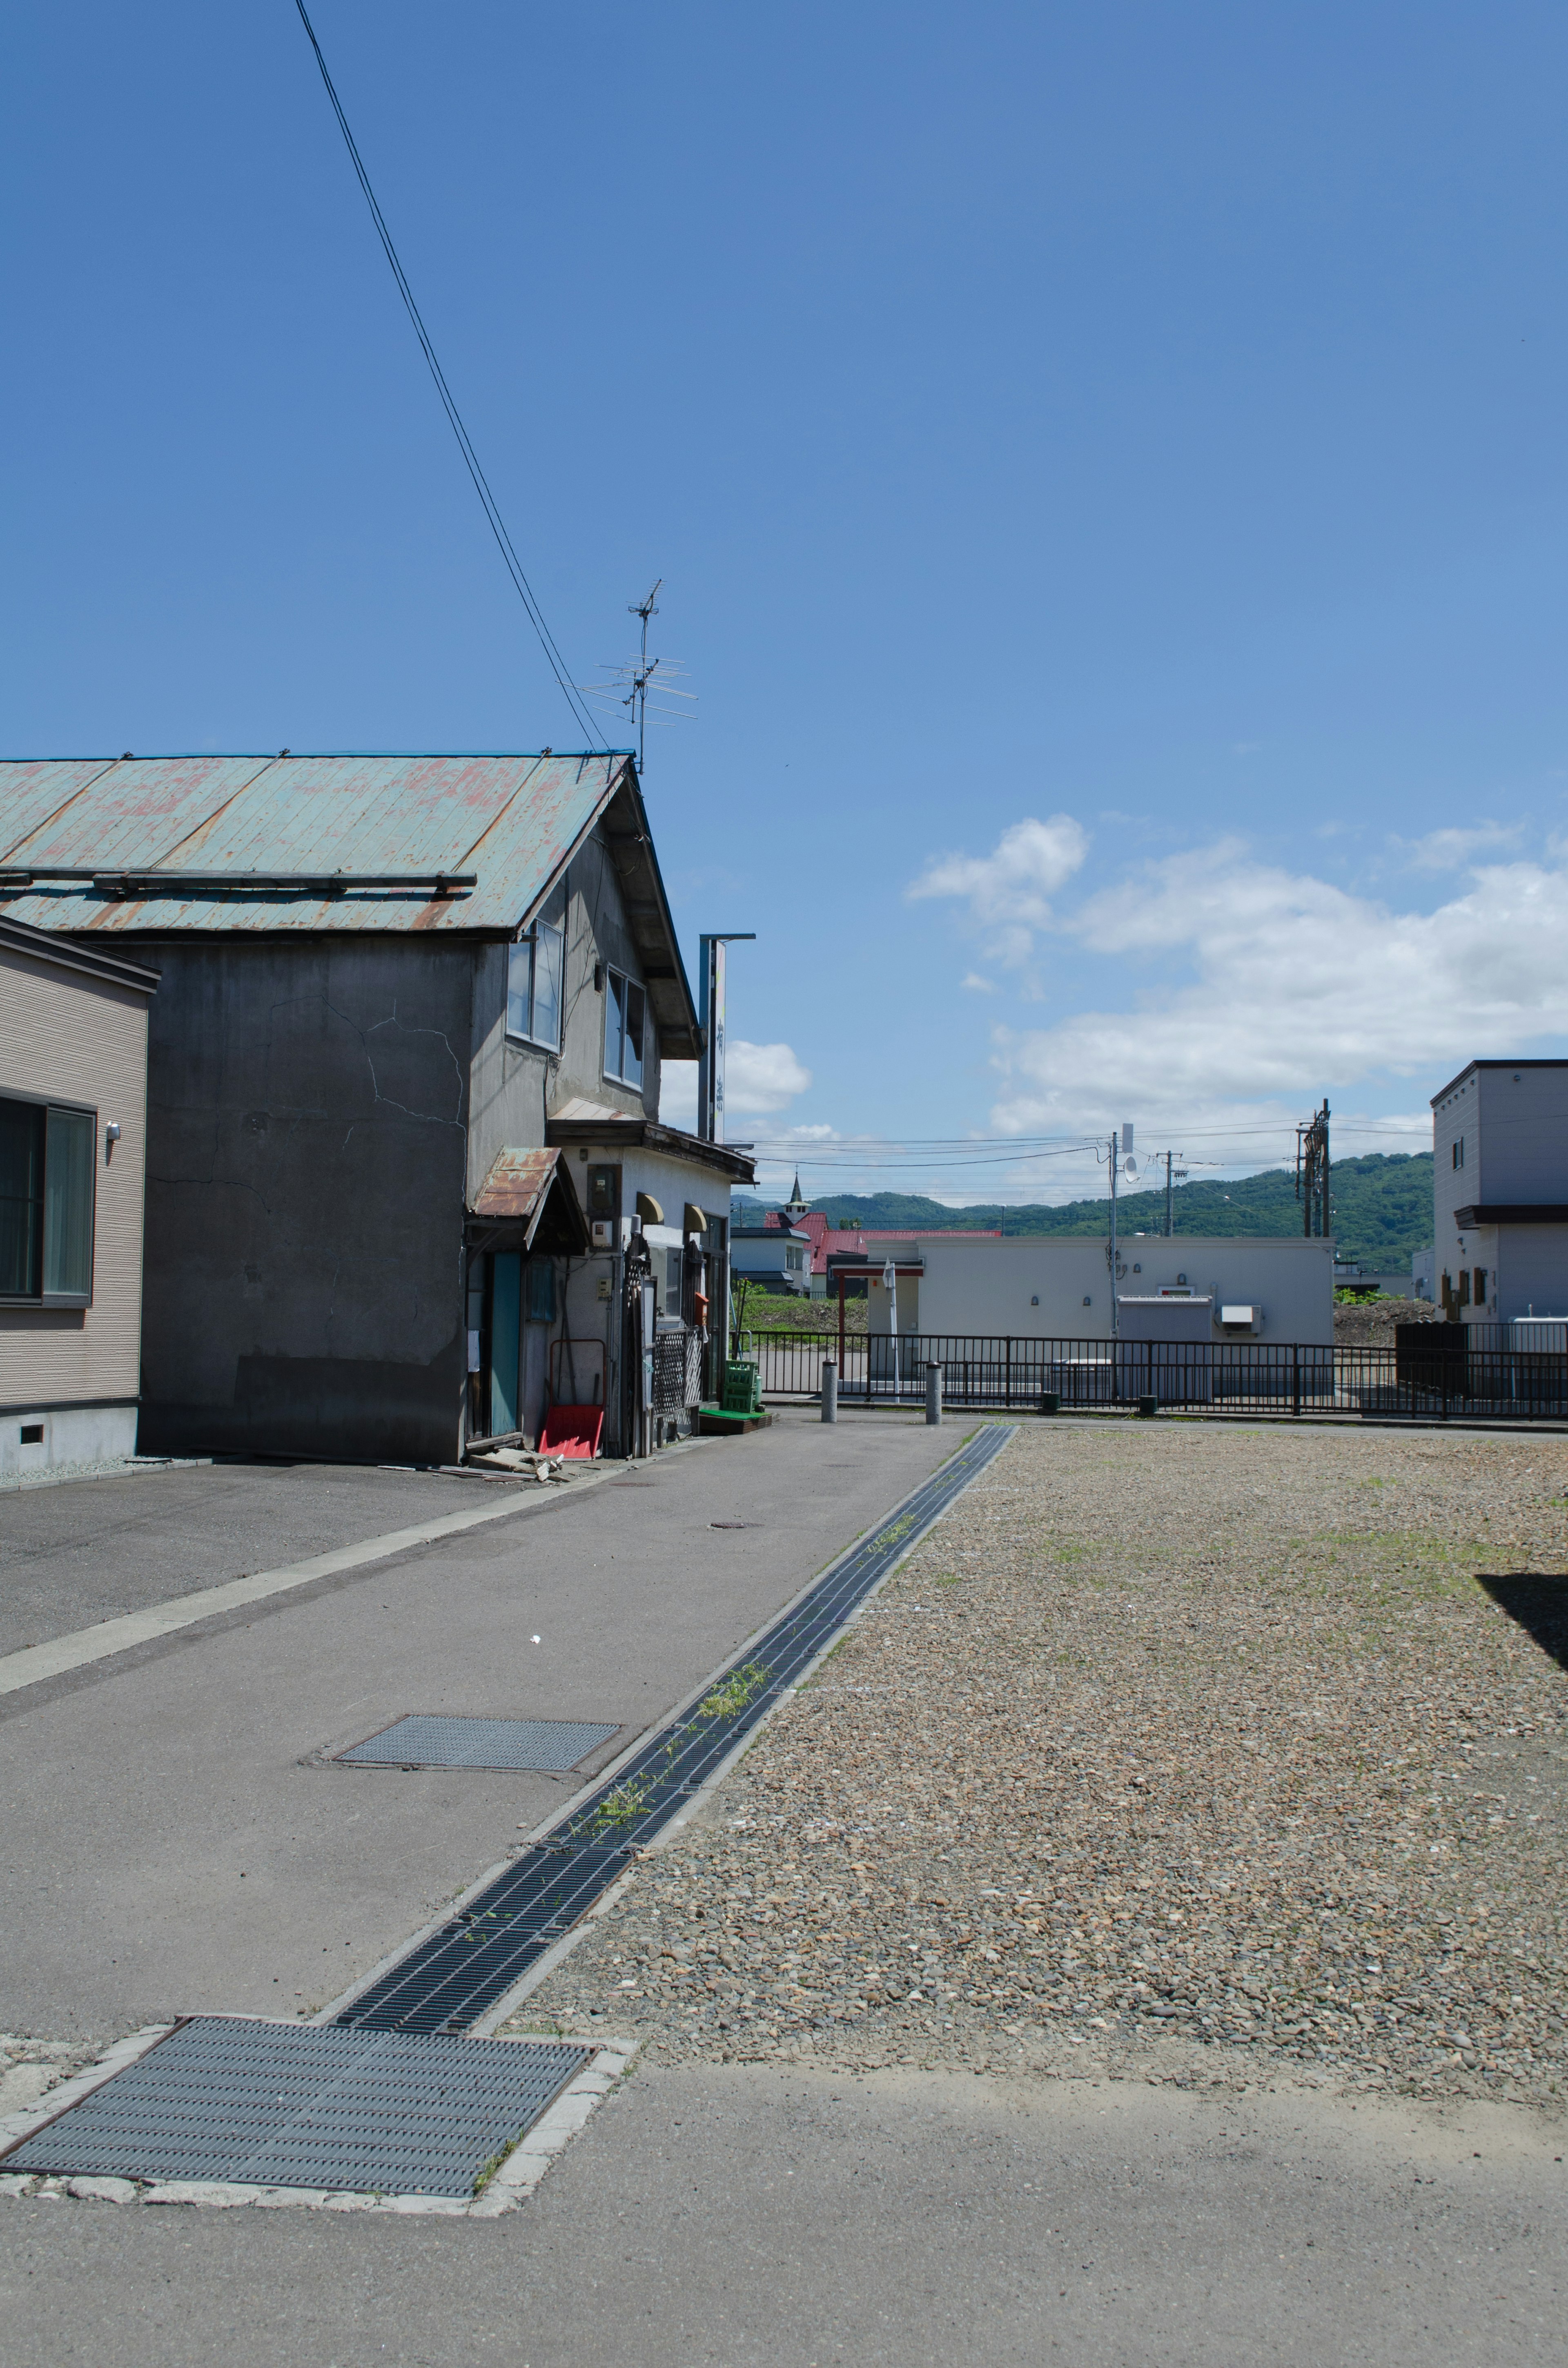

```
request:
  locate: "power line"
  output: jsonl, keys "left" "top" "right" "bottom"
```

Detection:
{"left": 290, "top": 0, "right": 604, "bottom": 748}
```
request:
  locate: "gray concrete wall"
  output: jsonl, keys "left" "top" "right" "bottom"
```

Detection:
{"left": 467, "top": 825, "right": 659, "bottom": 1200}
{"left": 134, "top": 936, "right": 473, "bottom": 1465}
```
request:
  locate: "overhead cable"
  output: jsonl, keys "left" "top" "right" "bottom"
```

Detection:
{"left": 291, "top": 0, "right": 603, "bottom": 747}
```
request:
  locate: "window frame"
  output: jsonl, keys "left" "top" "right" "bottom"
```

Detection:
{"left": 506, "top": 917, "right": 565, "bottom": 1053}
{"left": 602, "top": 964, "right": 647, "bottom": 1090}
{"left": 0, "top": 1086, "right": 97, "bottom": 1309}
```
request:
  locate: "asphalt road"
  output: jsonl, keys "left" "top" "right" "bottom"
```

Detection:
{"left": 4, "top": 2063, "right": 1561, "bottom": 2366}
{"left": 0, "top": 1413, "right": 954, "bottom": 2038}
{"left": 4, "top": 1414, "right": 1564, "bottom": 2364}
{"left": 0, "top": 1458, "right": 544, "bottom": 1658}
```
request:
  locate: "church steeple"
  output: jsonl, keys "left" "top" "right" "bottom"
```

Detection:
{"left": 784, "top": 1170, "right": 808, "bottom": 1219}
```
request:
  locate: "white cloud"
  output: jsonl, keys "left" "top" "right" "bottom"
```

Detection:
{"left": 1396, "top": 824, "right": 1522, "bottom": 871}
{"left": 907, "top": 814, "right": 1089, "bottom": 967}
{"left": 987, "top": 843, "right": 1568, "bottom": 1159}
{"left": 961, "top": 972, "right": 997, "bottom": 994}
{"left": 659, "top": 1039, "right": 812, "bottom": 1130}
{"left": 727, "top": 1041, "right": 812, "bottom": 1111}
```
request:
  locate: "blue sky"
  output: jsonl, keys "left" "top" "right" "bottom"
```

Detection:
{"left": 5, "top": 4, "right": 1566, "bottom": 1202}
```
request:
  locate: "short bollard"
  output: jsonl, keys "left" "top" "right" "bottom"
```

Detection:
{"left": 821, "top": 1358, "right": 838, "bottom": 1423}
{"left": 925, "top": 1360, "right": 942, "bottom": 1425}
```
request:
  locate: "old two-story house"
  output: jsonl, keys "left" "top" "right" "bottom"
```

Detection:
{"left": 1431, "top": 1058, "right": 1568, "bottom": 1323}
{"left": 0, "top": 753, "right": 752, "bottom": 1463}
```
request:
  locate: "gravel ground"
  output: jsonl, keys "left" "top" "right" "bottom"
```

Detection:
{"left": 512, "top": 1417, "right": 1568, "bottom": 2111}
{"left": 1334, "top": 1295, "right": 1446, "bottom": 1346}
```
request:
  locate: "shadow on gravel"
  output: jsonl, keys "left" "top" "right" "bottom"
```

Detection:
{"left": 1478, "top": 1574, "right": 1568, "bottom": 1672}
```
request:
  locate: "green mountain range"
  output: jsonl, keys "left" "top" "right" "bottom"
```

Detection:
{"left": 736, "top": 1151, "right": 1433, "bottom": 1271}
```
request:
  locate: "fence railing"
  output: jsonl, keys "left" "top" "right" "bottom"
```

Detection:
{"left": 738, "top": 1330, "right": 1568, "bottom": 1420}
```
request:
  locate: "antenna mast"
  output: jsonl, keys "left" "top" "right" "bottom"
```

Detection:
{"left": 579, "top": 578, "right": 696, "bottom": 777}
{"left": 628, "top": 580, "right": 660, "bottom": 772}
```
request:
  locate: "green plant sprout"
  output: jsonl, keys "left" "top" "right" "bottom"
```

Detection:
{"left": 699, "top": 1661, "right": 771, "bottom": 1719}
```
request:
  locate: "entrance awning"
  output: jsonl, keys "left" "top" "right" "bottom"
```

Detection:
{"left": 467, "top": 1147, "right": 589, "bottom": 1255}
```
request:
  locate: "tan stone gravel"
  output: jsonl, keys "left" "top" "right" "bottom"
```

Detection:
{"left": 510, "top": 1418, "right": 1568, "bottom": 2110}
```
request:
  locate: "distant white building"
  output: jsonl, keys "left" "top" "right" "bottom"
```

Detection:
{"left": 1431, "top": 1059, "right": 1568, "bottom": 1323}
{"left": 731, "top": 1223, "right": 814, "bottom": 1295}
{"left": 844, "top": 1233, "right": 1335, "bottom": 1346}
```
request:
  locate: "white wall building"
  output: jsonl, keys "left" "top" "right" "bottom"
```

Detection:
{"left": 859, "top": 1233, "right": 1335, "bottom": 1345}
{"left": 1431, "top": 1059, "right": 1568, "bottom": 1324}
{"left": 731, "top": 1224, "right": 814, "bottom": 1295}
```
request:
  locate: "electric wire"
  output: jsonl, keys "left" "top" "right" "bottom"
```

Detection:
{"left": 291, "top": 0, "right": 604, "bottom": 748}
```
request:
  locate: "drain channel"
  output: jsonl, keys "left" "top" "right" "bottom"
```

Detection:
{"left": 337, "top": 1424, "right": 1015, "bottom": 2035}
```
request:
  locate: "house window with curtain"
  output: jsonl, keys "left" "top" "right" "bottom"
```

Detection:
{"left": 0, "top": 1094, "right": 96, "bottom": 1305}
{"left": 604, "top": 968, "right": 645, "bottom": 1089}
{"left": 507, "top": 920, "right": 564, "bottom": 1050}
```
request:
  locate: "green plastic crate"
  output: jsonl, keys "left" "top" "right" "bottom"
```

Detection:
{"left": 721, "top": 1359, "right": 762, "bottom": 1414}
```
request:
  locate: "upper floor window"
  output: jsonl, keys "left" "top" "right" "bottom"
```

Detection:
{"left": 604, "top": 967, "right": 645, "bottom": 1090}
{"left": 1452, "top": 1136, "right": 1465, "bottom": 1169}
{"left": 0, "top": 1094, "right": 95, "bottom": 1305}
{"left": 507, "top": 921, "right": 564, "bottom": 1051}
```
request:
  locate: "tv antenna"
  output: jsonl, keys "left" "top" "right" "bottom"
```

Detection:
{"left": 579, "top": 579, "right": 696, "bottom": 773}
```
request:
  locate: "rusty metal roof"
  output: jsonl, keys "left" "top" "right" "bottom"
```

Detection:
{"left": 0, "top": 751, "right": 702, "bottom": 1057}
{"left": 0, "top": 754, "right": 625, "bottom": 937}
{"left": 470, "top": 1146, "right": 588, "bottom": 1251}
{"left": 472, "top": 1147, "right": 561, "bottom": 1223}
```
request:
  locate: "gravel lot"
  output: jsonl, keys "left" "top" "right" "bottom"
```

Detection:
{"left": 514, "top": 1416, "right": 1568, "bottom": 2110}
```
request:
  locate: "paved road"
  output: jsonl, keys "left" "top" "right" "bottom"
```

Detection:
{"left": 0, "top": 1458, "right": 547, "bottom": 1657}
{"left": 0, "top": 1413, "right": 953, "bottom": 2039}
{"left": 4, "top": 2063, "right": 1561, "bottom": 2365}
{"left": 4, "top": 1413, "right": 1564, "bottom": 2364}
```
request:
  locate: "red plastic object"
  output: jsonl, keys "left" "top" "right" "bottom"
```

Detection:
{"left": 539, "top": 1404, "right": 604, "bottom": 1459}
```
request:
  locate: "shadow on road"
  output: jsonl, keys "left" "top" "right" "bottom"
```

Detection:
{"left": 1478, "top": 1573, "right": 1568, "bottom": 1672}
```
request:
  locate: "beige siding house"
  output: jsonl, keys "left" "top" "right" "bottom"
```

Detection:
{"left": 0, "top": 916, "right": 158, "bottom": 1477}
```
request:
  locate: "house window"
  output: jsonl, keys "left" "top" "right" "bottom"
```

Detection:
{"left": 664, "top": 1245, "right": 683, "bottom": 1318}
{"left": 1452, "top": 1137, "right": 1464, "bottom": 1169}
{"left": 0, "top": 1095, "right": 95, "bottom": 1304}
{"left": 507, "top": 920, "right": 564, "bottom": 1050}
{"left": 604, "top": 968, "right": 646, "bottom": 1089}
{"left": 1474, "top": 1267, "right": 1488, "bottom": 1306}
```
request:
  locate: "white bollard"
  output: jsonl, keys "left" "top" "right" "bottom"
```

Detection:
{"left": 925, "top": 1360, "right": 942, "bottom": 1425}
{"left": 821, "top": 1359, "right": 838, "bottom": 1423}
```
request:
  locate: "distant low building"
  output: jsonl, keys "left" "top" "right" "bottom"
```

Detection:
{"left": 832, "top": 1232, "right": 1335, "bottom": 1346}
{"left": 732, "top": 1223, "right": 814, "bottom": 1295}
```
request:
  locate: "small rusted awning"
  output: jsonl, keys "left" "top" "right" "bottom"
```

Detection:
{"left": 468, "top": 1147, "right": 589, "bottom": 1254}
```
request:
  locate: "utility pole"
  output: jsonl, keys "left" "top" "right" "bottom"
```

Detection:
{"left": 1296, "top": 1100, "right": 1331, "bottom": 1238}
{"left": 1165, "top": 1149, "right": 1174, "bottom": 1238}
{"left": 1108, "top": 1123, "right": 1136, "bottom": 1350}
{"left": 696, "top": 933, "right": 756, "bottom": 1142}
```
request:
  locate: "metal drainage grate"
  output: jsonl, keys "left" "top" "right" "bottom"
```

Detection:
{"left": 339, "top": 1423, "right": 1016, "bottom": 2036}
{"left": 338, "top": 1716, "right": 619, "bottom": 1772}
{"left": 0, "top": 2017, "right": 591, "bottom": 2199}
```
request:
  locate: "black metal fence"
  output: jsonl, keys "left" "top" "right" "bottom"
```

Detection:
{"left": 741, "top": 1329, "right": 1568, "bottom": 1421}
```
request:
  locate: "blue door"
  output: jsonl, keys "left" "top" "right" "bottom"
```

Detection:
{"left": 490, "top": 1252, "right": 521, "bottom": 1436}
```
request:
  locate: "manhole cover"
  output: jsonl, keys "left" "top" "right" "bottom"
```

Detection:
{"left": 1, "top": 2018, "right": 591, "bottom": 2198}
{"left": 338, "top": 1716, "right": 619, "bottom": 1771}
